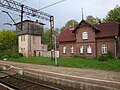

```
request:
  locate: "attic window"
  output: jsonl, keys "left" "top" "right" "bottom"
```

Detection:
{"left": 82, "top": 32, "right": 88, "bottom": 39}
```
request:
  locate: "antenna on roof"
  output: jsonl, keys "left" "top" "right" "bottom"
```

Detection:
{"left": 82, "top": 8, "right": 84, "bottom": 20}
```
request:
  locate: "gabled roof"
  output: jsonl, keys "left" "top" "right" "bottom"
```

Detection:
{"left": 57, "top": 27, "right": 76, "bottom": 42}
{"left": 58, "top": 20, "right": 120, "bottom": 43}
{"left": 73, "top": 20, "right": 100, "bottom": 33}
{"left": 94, "top": 21, "right": 119, "bottom": 38}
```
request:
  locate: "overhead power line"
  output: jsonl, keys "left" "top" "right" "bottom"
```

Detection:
{"left": 38, "top": 0, "right": 67, "bottom": 10}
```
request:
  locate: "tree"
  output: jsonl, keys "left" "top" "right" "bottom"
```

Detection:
{"left": 61, "top": 19, "right": 78, "bottom": 32}
{"left": 42, "top": 29, "right": 51, "bottom": 50}
{"left": 42, "top": 28, "right": 60, "bottom": 50}
{"left": 0, "top": 30, "right": 17, "bottom": 52}
{"left": 104, "top": 5, "right": 120, "bottom": 23}
{"left": 86, "top": 15, "right": 100, "bottom": 24}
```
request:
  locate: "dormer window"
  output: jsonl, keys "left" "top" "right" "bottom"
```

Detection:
{"left": 82, "top": 32, "right": 88, "bottom": 40}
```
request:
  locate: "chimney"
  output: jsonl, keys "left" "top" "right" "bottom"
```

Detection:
{"left": 36, "top": 19, "right": 39, "bottom": 23}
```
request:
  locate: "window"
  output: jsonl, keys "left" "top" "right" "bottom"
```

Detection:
{"left": 70, "top": 46, "right": 74, "bottom": 54}
{"left": 80, "top": 45, "right": 84, "bottom": 54}
{"left": 21, "top": 35, "right": 25, "bottom": 41}
{"left": 63, "top": 46, "right": 66, "bottom": 54}
{"left": 33, "top": 36, "right": 35, "bottom": 43}
{"left": 87, "top": 45, "right": 92, "bottom": 54}
{"left": 101, "top": 44, "right": 107, "bottom": 54}
{"left": 82, "top": 32, "right": 88, "bottom": 39}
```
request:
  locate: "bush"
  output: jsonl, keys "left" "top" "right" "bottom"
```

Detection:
{"left": 1, "top": 54, "right": 10, "bottom": 60}
{"left": 98, "top": 54, "right": 108, "bottom": 61}
{"left": 73, "top": 54, "right": 79, "bottom": 58}
{"left": 11, "top": 53, "right": 23, "bottom": 58}
{"left": 107, "top": 51, "right": 113, "bottom": 59}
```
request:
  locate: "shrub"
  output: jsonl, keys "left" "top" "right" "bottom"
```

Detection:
{"left": 107, "top": 51, "right": 113, "bottom": 59}
{"left": 1, "top": 54, "right": 10, "bottom": 60}
{"left": 73, "top": 54, "right": 79, "bottom": 58}
{"left": 11, "top": 53, "right": 23, "bottom": 58}
{"left": 98, "top": 54, "right": 108, "bottom": 61}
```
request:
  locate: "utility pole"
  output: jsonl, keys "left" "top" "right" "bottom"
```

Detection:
{"left": 50, "top": 16, "right": 54, "bottom": 60}
{"left": 21, "top": 5, "right": 24, "bottom": 30}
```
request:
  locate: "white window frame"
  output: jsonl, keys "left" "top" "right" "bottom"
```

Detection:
{"left": 21, "top": 35, "right": 25, "bottom": 41}
{"left": 101, "top": 44, "right": 107, "bottom": 54}
{"left": 63, "top": 46, "right": 66, "bottom": 54}
{"left": 87, "top": 45, "right": 92, "bottom": 54}
{"left": 80, "top": 45, "right": 84, "bottom": 54}
{"left": 82, "top": 32, "right": 88, "bottom": 40}
{"left": 70, "top": 46, "right": 74, "bottom": 54}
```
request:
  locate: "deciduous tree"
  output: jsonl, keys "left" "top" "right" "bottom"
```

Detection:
{"left": 104, "top": 5, "right": 120, "bottom": 23}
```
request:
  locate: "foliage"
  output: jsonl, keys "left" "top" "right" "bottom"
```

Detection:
{"left": 98, "top": 54, "right": 108, "bottom": 61}
{"left": 61, "top": 19, "right": 78, "bottom": 32}
{"left": 107, "top": 51, "right": 113, "bottom": 59}
{"left": 42, "top": 29, "right": 51, "bottom": 50}
{"left": 103, "top": 5, "right": 120, "bottom": 23}
{"left": 1, "top": 55, "right": 10, "bottom": 60}
{"left": 73, "top": 54, "right": 79, "bottom": 58}
{"left": 42, "top": 28, "right": 60, "bottom": 50}
{"left": 8, "top": 57, "right": 120, "bottom": 71}
{"left": 86, "top": 15, "right": 101, "bottom": 24}
{"left": 0, "top": 30, "right": 18, "bottom": 52}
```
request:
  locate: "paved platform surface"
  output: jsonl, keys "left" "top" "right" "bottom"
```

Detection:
{"left": 0, "top": 60, "right": 120, "bottom": 82}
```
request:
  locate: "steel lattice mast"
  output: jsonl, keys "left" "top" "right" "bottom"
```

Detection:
{"left": 0, "top": 0, "right": 51, "bottom": 21}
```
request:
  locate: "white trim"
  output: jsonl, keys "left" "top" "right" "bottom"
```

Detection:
{"left": 87, "top": 45, "right": 92, "bottom": 54}
{"left": 80, "top": 45, "right": 84, "bottom": 54}
{"left": 70, "top": 46, "right": 74, "bottom": 54}
{"left": 101, "top": 44, "right": 107, "bottom": 54}
{"left": 63, "top": 46, "right": 66, "bottom": 54}
{"left": 82, "top": 32, "right": 88, "bottom": 40}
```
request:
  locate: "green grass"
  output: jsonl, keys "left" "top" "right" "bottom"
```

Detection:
{"left": 4, "top": 57, "right": 120, "bottom": 72}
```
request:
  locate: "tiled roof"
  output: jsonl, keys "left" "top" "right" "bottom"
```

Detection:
{"left": 58, "top": 20, "right": 119, "bottom": 42}
{"left": 73, "top": 20, "right": 100, "bottom": 33}
{"left": 57, "top": 27, "right": 76, "bottom": 42}
{"left": 94, "top": 21, "right": 119, "bottom": 38}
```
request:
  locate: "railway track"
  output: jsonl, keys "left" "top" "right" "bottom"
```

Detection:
{"left": 0, "top": 71, "right": 62, "bottom": 90}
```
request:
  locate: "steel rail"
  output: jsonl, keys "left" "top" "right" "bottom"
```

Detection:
{"left": 0, "top": 71, "right": 62, "bottom": 90}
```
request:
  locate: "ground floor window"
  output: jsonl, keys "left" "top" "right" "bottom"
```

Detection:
{"left": 101, "top": 44, "right": 107, "bottom": 54}
{"left": 63, "top": 46, "right": 66, "bottom": 54}
{"left": 80, "top": 45, "right": 84, "bottom": 54}
{"left": 70, "top": 46, "right": 74, "bottom": 54}
{"left": 87, "top": 45, "right": 92, "bottom": 54}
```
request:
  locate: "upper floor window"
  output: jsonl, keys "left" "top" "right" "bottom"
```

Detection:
{"left": 101, "top": 44, "right": 107, "bottom": 54}
{"left": 87, "top": 45, "right": 92, "bottom": 54}
{"left": 70, "top": 46, "right": 74, "bottom": 54}
{"left": 80, "top": 45, "right": 84, "bottom": 54}
{"left": 82, "top": 32, "right": 88, "bottom": 40}
{"left": 63, "top": 46, "right": 66, "bottom": 54}
{"left": 21, "top": 35, "right": 25, "bottom": 41}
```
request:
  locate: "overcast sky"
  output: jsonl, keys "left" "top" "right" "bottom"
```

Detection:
{"left": 0, "top": 0, "right": 120, "bottom": 30}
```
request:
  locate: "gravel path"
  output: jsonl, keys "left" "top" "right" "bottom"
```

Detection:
{"left": 0, "top": 60, "right": 120, "bottom": 82}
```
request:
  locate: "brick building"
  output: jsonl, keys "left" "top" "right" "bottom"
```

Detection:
{"left": 58, "top": 20, "right": 120, "bottom": 58}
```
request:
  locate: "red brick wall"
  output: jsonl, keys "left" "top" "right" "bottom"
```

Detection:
{"left": 96, "top": 38, "right": 116, "bottom": 57}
